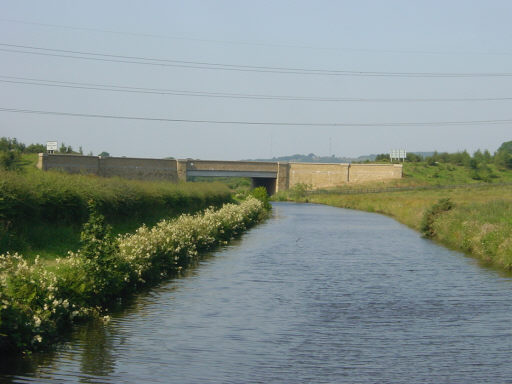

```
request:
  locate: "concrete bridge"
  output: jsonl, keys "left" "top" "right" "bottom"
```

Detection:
{"left": 180, "top": 160, "right": 280, "bottom": 193}
{"left": 38, "top": 154, "right": 403, "bottom": 194}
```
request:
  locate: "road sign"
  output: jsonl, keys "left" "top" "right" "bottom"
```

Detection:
{"left": 390, "top": 149, "right": 407, "bottom": 161}
{"left": 46, "top": 141, "right": 58, "bottom": 152}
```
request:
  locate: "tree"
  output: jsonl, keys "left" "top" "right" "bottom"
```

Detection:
{"left": 26, "top": 143, "right": 46, "bottom": 153}
{"left": 0, "top": 137, "right": 10, "bottom": 152}
{"left": 375, "top": 153, "right": 390, "bottom": 162}
{"left": 449, "top": 150, "right": 471, "bottom": 166}
{"left": 497, "top": 140, "right": 512, "bottom": 154}
{"left": 483, "top": 149, "right": 492, "bottom": 163}
{"left": 426, "top": 151, "right": 439, "bottom": 165}
{"left": 495, "top": 140, "right": 512, "bottom": 169}
{"left": 0, "top": 137, "right": 25, "bottom": 152}
{"left": 406, "top": 153, "right": 422, "bottom": 162}
{"left": 473, "top": 149, "right": 484, "bottom": 164}
{"left": 495, "top": 151, "right": 512, "bottom": 169}
{"left": 98, "top": 151, "right": 110, "bottom": 157}
{"left": 0, "top": 150, "right": 21, "bottom": 170}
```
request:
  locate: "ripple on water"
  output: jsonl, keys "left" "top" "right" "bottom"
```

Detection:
{"left": 3, "top": 202, "right": 512, "bottom": 383}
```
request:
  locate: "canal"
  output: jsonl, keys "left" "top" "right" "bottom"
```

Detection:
{"left": 2, "top": 202, "right": 512, "bottom": 383}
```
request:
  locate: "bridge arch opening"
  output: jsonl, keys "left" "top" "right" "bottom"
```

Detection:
{"left": 251, "top": 177, "right": 276, "bottom": 195}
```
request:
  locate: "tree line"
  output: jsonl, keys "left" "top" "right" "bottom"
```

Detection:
{"left": 0, "top": 137, "right": 111, "bottom": 170}
{"left": 0, "top": 137, "right": 84, "bottom": 155}
{"left": 375, "top": 140, "right": 512, "bottom": 170}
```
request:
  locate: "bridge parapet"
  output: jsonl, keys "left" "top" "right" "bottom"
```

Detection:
{"left": 185, "top": 160, "right": 278, "bottom": 172}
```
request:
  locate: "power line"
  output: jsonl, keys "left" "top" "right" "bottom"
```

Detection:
{"left": 3, "top": 18, "right": 512, "bottom": 57}
{"left": 2, "top": 43, "right": 512, "bottom": 78}
{"left": 1, "top": 107, "right": 511, "bottom": 127}
{"left": 2, "top": 75, "right": 512, "bottom": 102}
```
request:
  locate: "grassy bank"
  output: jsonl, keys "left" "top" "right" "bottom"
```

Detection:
{"left": 402, "top": 161, "right": 512, "bottom": 185}
{"left": 302, "top": 161, "right": 512, "bottom": 195}
{"left": 0, "top": 196, "right": 268, "bottom": 353}
{"left": 0, "top": 167, "right": 232, "bottom": 258}
{"left": 287, "top": 185, "right": 512, "bottom": 271}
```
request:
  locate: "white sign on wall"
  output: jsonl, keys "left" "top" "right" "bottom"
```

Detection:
{"left": 46, "top": 141, "right": 58, "bottom": 152}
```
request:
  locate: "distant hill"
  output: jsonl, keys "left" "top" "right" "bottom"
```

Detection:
{"left": 246, "top": 153, "right": 378, "bottom": 163}
{"left": 246, "top": 152, "right": 435, "bottom": 163}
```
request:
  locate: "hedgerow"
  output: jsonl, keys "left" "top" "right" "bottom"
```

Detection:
{"left": 0, "top": 169, "right": 232, "bottom": 254}
{"left": 0, "top": 170, "right": 231, "bottom": 225}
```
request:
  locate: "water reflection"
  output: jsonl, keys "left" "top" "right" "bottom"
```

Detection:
{"left": 76, "top": 321, "right": 116, "bottom": 378}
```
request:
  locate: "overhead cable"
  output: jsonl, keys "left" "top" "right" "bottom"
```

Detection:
{"left": 1, "top": 43, "right": 512, "bottom": 77}
{"left": 1, "top": 107, "right": 511, "bottom": 127}
{"left": 1, "top": 75, "right": 512, "bottom": 102}
{"left": 2, "top": 18, "right": 512, "bottom": 56}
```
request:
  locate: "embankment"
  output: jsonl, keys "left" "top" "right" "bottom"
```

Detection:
{"left": 0, "top": 197, "right": 267, "bottom": 353}
{"left": 296, "top": 185, "right": 512, "bottom": 271}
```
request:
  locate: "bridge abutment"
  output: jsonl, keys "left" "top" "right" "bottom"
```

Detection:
{"left": 177, "top": 160, "right": 188, "bottom": 182}
{"left": 276, "top": 162, "right": 290, "bottom": 192}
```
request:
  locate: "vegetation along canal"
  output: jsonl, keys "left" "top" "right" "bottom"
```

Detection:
{"left": 2, "top": 202, "right": 512, "bottom": 383}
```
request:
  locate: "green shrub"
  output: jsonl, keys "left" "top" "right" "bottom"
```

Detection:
{"left": 56, "top": 203, "right": 131, "bottom": 307}
{"left": 0, "top": 151, "right": 22, "bottom": 171}
{"left": 289, "top": 183, "right": 312, "bottom": 200}
{"left": 80, "top": 202, "right": 118, "bottom": 261}
{"left": 249, "top": 187, "right": 271, "bottom": 211}
{"left": 272, "top": 191, "right": 289, "bottom": 201}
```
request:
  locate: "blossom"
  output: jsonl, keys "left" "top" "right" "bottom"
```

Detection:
{"left": 33, "top": 316, "right": 42, "bottom": 328}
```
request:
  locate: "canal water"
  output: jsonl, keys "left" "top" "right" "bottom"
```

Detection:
{"left": 2, "top": 202, "right": 512, "bottom": 383}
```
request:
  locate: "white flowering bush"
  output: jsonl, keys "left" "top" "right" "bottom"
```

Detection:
{"left": 0, "top": 197, "right": 266, "bottom": 352}
{"left": 0, "top": 253, "right": 79, "bottom": 351}
{"left": 118, "top": 196, "right": 264, "bottom": 283}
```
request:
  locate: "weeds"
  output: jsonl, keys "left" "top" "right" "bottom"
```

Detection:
{"left": 288, "top": 183, "right": 312, "bottom": 201}
{"left": 420, "top": 198, "right": 455, "bottom": 238}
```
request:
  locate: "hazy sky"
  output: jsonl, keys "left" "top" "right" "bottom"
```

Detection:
{"left": 1, "top": 0, "right": 512, "bottom": 160}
